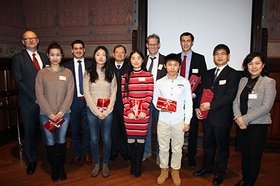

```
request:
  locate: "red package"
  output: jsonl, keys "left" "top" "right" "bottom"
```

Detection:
{"left": 43, "top": 118, "right": 65, "bottom": 133}
{"left": 156, "top": 97, "right": 177, "bottom": 112}
{"left": 129, "top": 99, "right": 143, "bottom": 118}
{"left": 97, "top": 98, "right": 110, "bottom": 112}
{"left": 189, "top": 74, "right": 201, "bottom": 92}
{"left": 200, "top": 89, "right": 214, "bottom": 119}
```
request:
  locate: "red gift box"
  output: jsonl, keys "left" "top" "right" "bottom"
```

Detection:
{"left": 43, "top": 118, "right": 65, "bottom": 133}
{"left": 129, "top": 99, "right": 143, "bottom": 118}
{"left": 189, "top": 74, "right": 201, "bottom": 92}
{"left": 200, "top": 89, "right": 214, "bottom": 119}
{"left": 97, "top": 98, "right": 110, "bottom": 112}
{"left": 156, "top": 97, "right": 177, "bottom": 112}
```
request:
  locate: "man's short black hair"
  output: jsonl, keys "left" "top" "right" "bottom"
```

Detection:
{"left": 164, "top": 53, "right": 181, "bottom": 65}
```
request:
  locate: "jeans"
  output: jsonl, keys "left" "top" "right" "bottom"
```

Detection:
{"left": 40, "top": 113, "right": 70, "bottom": 146}
{"left": 87, "top": 108, "right": 112, "bottom": 164}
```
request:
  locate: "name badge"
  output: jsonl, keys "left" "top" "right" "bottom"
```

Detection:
{"left": 158, "top": 64, "right": 163, "bottom": 70}
{"left": 219, "top": 80, "right": 226, "bottom": 85}
{"left": 192, "top": 69, "right": 199, "bottom": 73}
{"left": 138, "top": 77, "right": 145, "bottom": 82}
{"left": 248, "top": 93, "right": 257, "bottom": 99}
{"left": 59, "top": 75, "right": 66, "bottom": 81}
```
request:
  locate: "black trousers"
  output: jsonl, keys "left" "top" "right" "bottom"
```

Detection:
{"left": 187, "top": 111, "right": 199, "bottom": 158}
{"left": 238, "top": 124, "right": 268, "bottom": 186}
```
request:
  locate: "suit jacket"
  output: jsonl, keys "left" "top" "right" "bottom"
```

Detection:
{"left": 62, "top": 58, "right": 92, "bottom": 98}
{"left": 12, "top": 49, "right": 49, "bottom": 106}
{"left": 177, "top": 51, "right": 207, "bottom": 97}
{"left": 197, "top": 65, "right": 240, "bottom": 125}
{"left": 233, "top": 75, "right": 276, "bottom": 125}
{"left": 144, "top": 53, "right": 167, "bottom": 80}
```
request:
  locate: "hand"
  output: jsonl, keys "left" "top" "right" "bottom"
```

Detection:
{"left": 128, "top": 113, "right": 135, "bottom": 119}
{"left": 239, "top": 123, "right": 247, "bottom": 130}
{"left": 235, "top": 116, "right": 247, "bottom": 129}
{"left": 160, "top": 108, "right": 169, "bottom": 112}
{"left": 183, "top": 124, "right": 190, "bottom": 132}
{"left": 195, "top": 108, "right": 203, "bottom": 120}
{"left": 49, "top": 114, "right": 59, "bottom": 121}
{"left": 138, "top": 112, "right": 146, "bottom": 119}
{"left": 56, "top": 111, "right": 64, "bottom": 119}
{"left": 200, "top": 102, "right": 210, "bottom": 111}
{"left": 98, "top": 113, "right": 106, "bottom": 120}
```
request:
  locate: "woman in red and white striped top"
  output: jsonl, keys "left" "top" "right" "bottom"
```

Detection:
{"left": 121, "top": 49, "right": 154, "bottom": 177}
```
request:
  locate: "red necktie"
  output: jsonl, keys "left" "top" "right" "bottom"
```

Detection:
{"left": 32, "top": 53, "right": 41, "bottom": 71}
{"left": 180, "top": 55, "right": 187, "bottom": 77}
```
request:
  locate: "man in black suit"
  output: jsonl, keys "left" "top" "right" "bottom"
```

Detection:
{"left": 193, "top": 44, "right": 240, "bottom": 185}
{"left": 12, "top": 30, "right": 49, "bottom": 175}
{"left": 110, "top": 44, "right": 129, "bottom": 161}
{"left": 177, "top": 32, "right": 207, "bottom": 167}
{"left": 63, "top": 40, "right": 92, "bottom": 166}
{"left": 143, "top": 34, "right": 167, "bottom": 163}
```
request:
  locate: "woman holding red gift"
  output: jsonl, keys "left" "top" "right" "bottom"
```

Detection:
{"left": 122, "top": 49, "right": 154, "bottom": 177}
{"left": 35, "top": 42, "right": 74, "bottom": 181}
{"left": 83, "top": 46, "right": 117, "bottom": 178}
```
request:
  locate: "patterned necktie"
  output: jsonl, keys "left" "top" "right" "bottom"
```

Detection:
{"left": 180, "top": 55, "right": 187, "bottom": 77}
{"left": 148, "top": 57, "right": 156, "bottom": 72}
{"left": 213, "top": 68, "right": 220, "bottom": 82}
{"left": 32, "top": 53, "right": 40, "bottom": 71}
{"left": 77, "top": 60, "right": 83, "bottom": 95}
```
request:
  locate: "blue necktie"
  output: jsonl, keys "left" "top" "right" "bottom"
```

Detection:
{"left": 77, "top": 60, "right": 83, "bottom": 95}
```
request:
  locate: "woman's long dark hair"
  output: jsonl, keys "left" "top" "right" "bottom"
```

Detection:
{"left": 242, "top": 52, "right": 269, "bottom": 77}
{"left": 124, "top": 49, "right": 147, "bottom": 95}
{"left": 89, "top": 46, "right": 114, "bottom": 83}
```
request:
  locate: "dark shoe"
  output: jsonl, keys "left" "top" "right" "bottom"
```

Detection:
{"left": 188, "top": 157, "right": 196, "bottom": 167}
{"left": 70, "top": 155, "right": 81, "bottom": 166}
{"left": 84, "top": 155, "right": 93, "bottom": 166}
{"left": 26, "top": 162, "right": 36, "bottom": 175}
{"left": 213, "top": 175, "right": 224, "bottom": 185}
{"left": 235, "top": 180, "right": 246, "bottom": 186}
{"left": 193, "top": 168, "right": 212, "bottom": 176}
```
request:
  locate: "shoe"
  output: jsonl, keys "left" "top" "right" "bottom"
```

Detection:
{"left": 26, "top": 162, "right": 36, "bottom": 175}
{"left": 102, "top": 164, "right": 110, "bottom": 178}
{"left": 91, "top": 164, "right": 100, "bottom": 177}
{"left": 235, "top": 180, "right": 246, "bottom": 186}
{"left": 157, "top": 168, "right": 169, "bottom": 184}
{"left": 213, "top": 175, "right": 224, "bottom": 185}
{"left": 70, "top": 155, "right": 81, "bottom": 166}
{"left": 188, "top": 157, "right": 196, "bottom": 167}
{"left": 142, "top": 152, "right": 152, "bottom": 161}
{"left": 84, "top": 155, "right": 93, "bottom": 166}
{"left": 171, "top": 169, "right": 181, "bottom": 186}
{"left": 193, "top": 168, "right": 212, "bottom": 176}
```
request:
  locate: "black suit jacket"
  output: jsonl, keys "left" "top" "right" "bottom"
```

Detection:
{"left": 144, "top": 53, "right": 167, "bottom": 80}
{"left": 177, "top": 51, "right": 207, "bottom": 97}
{"left": 197, "top": 65, "right": 240, "bottom": 125}
{"left": 62, "top": 59, "right": 92, "bottom": 98}
{"left": 12, "top": 49, "right": 49, "bottom": 106}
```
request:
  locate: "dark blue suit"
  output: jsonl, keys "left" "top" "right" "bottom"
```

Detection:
{"left": 12, "top": 49, "right": 49, "bottom": 164}
{"left": 63, "top": 59, "right": 92, "bottom": 156}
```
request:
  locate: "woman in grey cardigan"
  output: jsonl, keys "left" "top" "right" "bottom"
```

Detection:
{"left": 233, "top": 52, "right": 276, "bottom": 186}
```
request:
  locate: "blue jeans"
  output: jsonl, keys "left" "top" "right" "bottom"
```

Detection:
{"left": 40, "top": 113, "right": 70, "bottom": 146}
{"left": 145, "top": 102, "right": 159, "bottom": 155}
{"left": 87, "top": 108, "right": 112, "bottom": 164}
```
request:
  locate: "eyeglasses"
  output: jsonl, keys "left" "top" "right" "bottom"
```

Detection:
{"left": 23, "top": 37, "right": 38, "bottom": 41}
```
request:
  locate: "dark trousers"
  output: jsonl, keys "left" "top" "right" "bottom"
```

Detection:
{"left": 111, "top": 106, "right": 129, "bottom": 159}
{"left": 202, "top": 120, "right": 232, "bottom": 177}
{"left": 70, "top": 98, "right": 90, "bottom": 156}
{"left": 238, "top": 124, "right": 268, "bottom": 186}
{"left": 20, "top": 102, "right": 40, "bottom": 163}
{"left": 129, "top": 142, "right": 145, "bottom": 177}
{"left": 187, "top": 111, "right": 199, "bottom": 158}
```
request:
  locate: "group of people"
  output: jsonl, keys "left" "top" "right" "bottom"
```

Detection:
{"left": 12, "top": 30, "right": 276, "bottom": 186}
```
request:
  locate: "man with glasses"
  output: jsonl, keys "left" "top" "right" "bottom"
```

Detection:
{"left": 12, "top": 30, "right": 49, "bottom": 175}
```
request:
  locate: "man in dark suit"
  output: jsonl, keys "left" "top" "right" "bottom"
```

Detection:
{"left": 12, "top": 30, "right": 49, "bottom": 175}
{"left": 143, "top": 34, "right": 167, "bottom": 163}
{"left": 63, "top": 40, "right": 92, "bottom": 166}
{"left": 177, "top": 32, "right": 207, "bottom": 167}
{"left": 110, "top": 44, "right": 129, "bottom": 161}
{"left": 193, "top": 44, "right": 240, "bottom": 185}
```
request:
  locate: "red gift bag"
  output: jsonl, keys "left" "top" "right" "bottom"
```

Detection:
{"left": 43, "top": 118, "right": 65, "bottom": 133}
{"left": 97, "top": 98, "right": 110, "bottom": 112}
{"left": 129, "top": 99, "right": 143, "bottom": 118}
{"left": 200, "top": 89, "right": 214, "bottom": 119}
{"left": 189, "top": 74, "right": 201, "bottom": 92}
{"left": 156, "top": 97, "right": 177, "bottom": 112}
